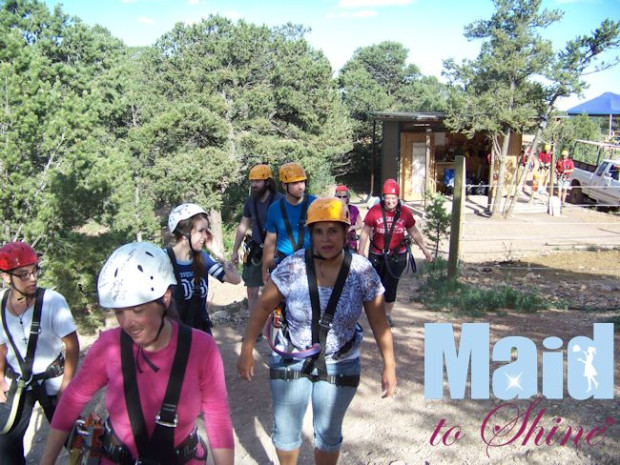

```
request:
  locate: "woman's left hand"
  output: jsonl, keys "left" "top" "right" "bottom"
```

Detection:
{"left": 381, "top": 365, "right": 397, "bottom": 398}
{"left": 237, "top": 351, "right": 255, "bottom": 381}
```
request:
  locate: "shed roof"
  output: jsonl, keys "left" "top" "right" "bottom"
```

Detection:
{"left": 369, "top": 111, "right": 446, "bottom": 122}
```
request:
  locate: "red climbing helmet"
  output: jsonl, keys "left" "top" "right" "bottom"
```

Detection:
{"left": 0, "top": 242, "right": 39, "bottom": 272}
{"left": 382, "top": 179, "right": 400, "bottom": 196}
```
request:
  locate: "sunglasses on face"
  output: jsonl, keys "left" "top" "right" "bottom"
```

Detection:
{"left": 10, "top": 265, "right": 41, "bottom": 281}
{"left": 336, "top": 195, "right": 349, "bottom": 199}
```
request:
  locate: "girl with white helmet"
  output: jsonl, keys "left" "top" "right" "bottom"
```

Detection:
{"left": 238, "top": 198, "right": 396, "bottom": 465}
{"left": 40, "top": 242, "right": 234, "bottom": 465}
{"left": 167, "top": 203, "right": 240, "bottom": 334}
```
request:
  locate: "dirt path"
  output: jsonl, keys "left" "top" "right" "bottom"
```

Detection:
{"left": 23, "top": 203, "right": 620, "bottom": 464}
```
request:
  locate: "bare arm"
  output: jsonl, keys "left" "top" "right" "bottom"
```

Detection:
{"left": 211, "top": 448, "right": 234, "bottom": 465}
{"left": 363, "top": 294, "right": 396, "bottom": 398}
{"left": 222, "top": 261, "right": 241, "bottom": 285}
{"left": 237, "top": 280, "right": 283, "bottom": 381}
{"left": 41, "top": 427, "right": 71, "bottom": 465}
{"left": 231, "top": 216, "right": 251, "bottom": 265}
{"left": 407, "top": 224, "right": 433, "bottom": 262}
{"left": 353, "top": 213, "right": 364, "bottom": 232}
{"left": 0, "top": 344, "right": 7, "bottom": 403}
{"left": 358, "top": 224, "right": 372, "bottom": 258}
{"left": 58, "top": 331, "right": 80, "bottom": 399}
{"left": 261, "top": 231, "right": 277, "bottom": 284}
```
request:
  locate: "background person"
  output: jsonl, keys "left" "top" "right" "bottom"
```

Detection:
{"left": 538, "top": 143, "right": 553, "bottom": 193}
{"left": 261, "top": 162, "right": 316, "bottom": 284}
{"left": 334, "top": 185, "right": 363, "bottom": 252}
{"left": 556, "top": 149, "right": 575, "bottom": 206}
{"left": 0, "top": 242, "right": 79, "bottom": 465}
{"left": 40, "top": 242, "right": 234, "bottom": 465}
{"left": 231, "top": 164, "right": 283, "bottom": 340}
{"left": 167, "top": 203, "right": 241, "bottom": 334}
{"left": 358, "top": 179, "right": 433, "bottom": 327}
{"left": 238, "top": 198, "right": 396, "bottom": 465}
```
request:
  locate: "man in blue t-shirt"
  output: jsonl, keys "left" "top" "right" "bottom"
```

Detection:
{"left": 262, "top": 162, "right": 316, "bottom": 283}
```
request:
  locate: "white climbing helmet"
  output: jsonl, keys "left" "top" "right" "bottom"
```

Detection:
{"left": 98, "top": 242, "right": 176, "bottom": 308}
{"left": 168, "top": 203, "right": 207, "bottom": 234}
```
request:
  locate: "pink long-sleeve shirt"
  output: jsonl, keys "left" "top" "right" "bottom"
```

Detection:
{"left": 52, "top": 321, "right": 234, "bottom": 461}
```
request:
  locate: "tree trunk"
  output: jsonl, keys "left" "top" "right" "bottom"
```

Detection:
{"left": 209, "top": 208, "right": 225, "bottom": 253}
{"left": 135, "top": 182, "right": 142, "bottom": 242}
{"left": 490, "top": 130, "right": 511, "bottom": 218}
{"left": 503, "top": 100, "right": 556, "bottom": 218}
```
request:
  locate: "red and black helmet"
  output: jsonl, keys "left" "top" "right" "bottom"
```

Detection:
{"left": 0, "top": 242, "right": 39, "bottom": 272}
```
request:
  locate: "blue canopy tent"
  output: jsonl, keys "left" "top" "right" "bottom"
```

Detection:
{"left": 566, "top": 92, "right": 620, "bottom": 139}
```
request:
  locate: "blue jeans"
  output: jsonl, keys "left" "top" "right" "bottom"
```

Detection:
{"left": 269, "top": 355, "right": 360, "bottom": 452}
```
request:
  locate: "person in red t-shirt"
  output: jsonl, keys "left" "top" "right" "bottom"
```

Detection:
{"left": 538, "top": 144, "right": 553, "bottom": 192}
{"left": 556, "top": 149, "right": 575, "bottom": 205}
{"left": 359, "top": 179, "right": 433, "bottom": 326}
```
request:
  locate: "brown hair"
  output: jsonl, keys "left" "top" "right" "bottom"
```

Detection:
{"left": 173, "top": 212, "right": 212, "bottom": 283}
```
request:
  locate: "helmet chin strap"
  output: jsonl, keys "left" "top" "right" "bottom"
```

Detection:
{"left": 185, "top": 233, "right": 199, "bottom": 254}
{"left": 135, "top": 301, "right": 168, "bottom": 373}
{"left": 9, "top": 277, "right": 35, "bottom": 301}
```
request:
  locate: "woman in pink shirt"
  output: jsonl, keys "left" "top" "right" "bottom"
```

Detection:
{"left": 40, "top": 242, "right": 234, "bottom": 465}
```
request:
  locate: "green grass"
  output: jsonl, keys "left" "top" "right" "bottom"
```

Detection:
{"left": 415, "top": 259, "right": 551, "bottom": 316}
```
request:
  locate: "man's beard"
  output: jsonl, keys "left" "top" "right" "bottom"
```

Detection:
{"left": 251, "top": 184, "right": 268, "bottom": 198}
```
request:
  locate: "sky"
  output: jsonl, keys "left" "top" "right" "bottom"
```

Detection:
{"left": 44, "top": 0, "right": 620, "bottom": 111}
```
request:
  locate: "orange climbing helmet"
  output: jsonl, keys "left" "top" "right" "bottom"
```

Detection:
{"left": 279, "top": 162, "right": 307, "bottom": 183}
{"left": 249, "top": 164, "right": 273, "bottom": 180}
{"left": 306, "top": 198, "right": 350, "bottom": 226}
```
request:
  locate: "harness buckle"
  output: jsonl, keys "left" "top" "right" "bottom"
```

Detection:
{"left": 16, "top": 373, "right": 33, "bottom": 386}
{"left": 155, "top": 404, "right": 179, "bottom": 427}
{"left": 155, "top": 412, "right": 178, "bottom": 427}
{"left": 30, "top": 322, "right": 42, "bottom": 335}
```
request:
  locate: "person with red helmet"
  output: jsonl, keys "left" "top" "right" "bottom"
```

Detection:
{"left": 335, "top": 185, "right": 363, "bottom": 252}
{"left": 0, "top": 242, "right": 79, "bottom": 465}
{"left": 359, "top": 179, "right": 433, "bottom": 326}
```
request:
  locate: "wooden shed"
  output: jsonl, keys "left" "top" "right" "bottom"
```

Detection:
{"left": 370, "top": 111, "right": 522, "bottom": 202}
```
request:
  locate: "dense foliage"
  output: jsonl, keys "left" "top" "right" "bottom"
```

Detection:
{"left": 1, "top": 0, "right": 617, "bottom": 321}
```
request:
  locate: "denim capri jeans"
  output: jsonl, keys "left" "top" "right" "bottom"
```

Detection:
{"left": 269, "top": 354, "right": 360, "bottom": 452}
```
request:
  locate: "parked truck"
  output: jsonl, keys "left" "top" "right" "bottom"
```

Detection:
{"left": 568, "top": 139, "right": 620, "bottom": 206}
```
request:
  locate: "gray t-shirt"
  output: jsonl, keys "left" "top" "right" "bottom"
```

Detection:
{"left": 271, "top": 249, "right": 385, "bottom": 361}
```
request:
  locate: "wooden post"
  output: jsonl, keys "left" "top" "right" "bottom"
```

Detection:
{"left": 448, "top": 156, "right": 465, "bottom": 279}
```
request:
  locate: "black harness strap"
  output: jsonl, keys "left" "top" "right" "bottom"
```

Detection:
{"left": 120, "top": 323, "right": 193, "bottom": 463}
{"left": 1, "top": 288, "right": 45, "bottom": 382}
{"left": 253, "top": 191, "right": 275, "bottom": 244}
{"left": 279, "top": 195, "right": 309, "bottom": 253}
{"left": 1, "top": 288, "right": 57, "bottom": 421}
{"left": 303, "top": 249, "right": 352, "bottom": 377}
{"left": 270, "top": 368, "right": 359, "bottom": 387}
{"left": 379, "top": 201, "right": 401, "bottom": 255}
